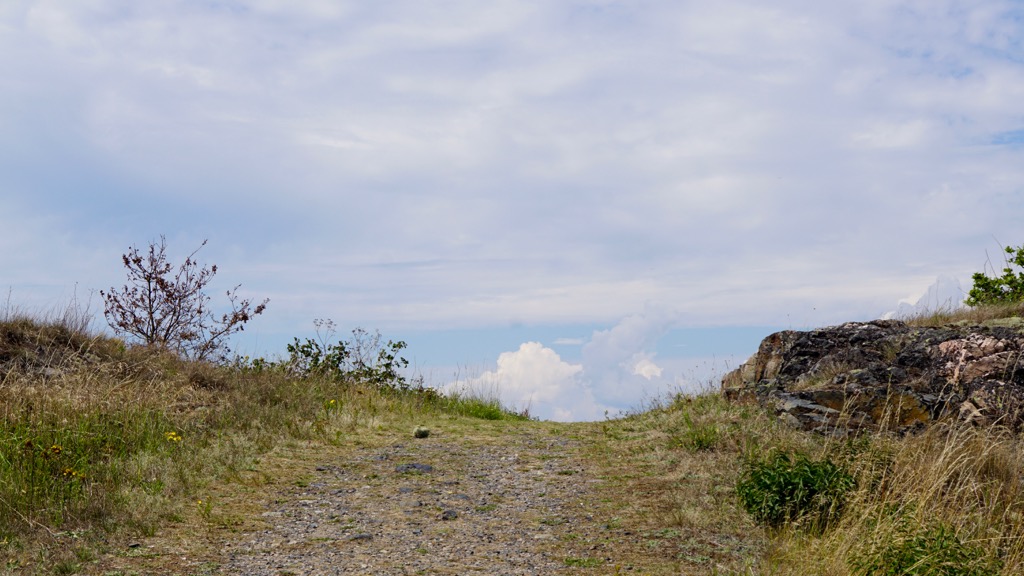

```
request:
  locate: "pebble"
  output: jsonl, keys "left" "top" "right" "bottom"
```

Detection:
{"left": 395, "top": 463, "right": 433, "bottom": 473}
{"left": 219, "top": 438, "right": 596, "bottom": 575}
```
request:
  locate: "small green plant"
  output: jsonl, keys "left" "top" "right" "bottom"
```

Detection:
{"left": 736, "top": 450, "right": 855, "bottom": 532}
{"left": 564, "top": 556, "right": 602, "bottom": 567}
{"left": 427, "top": 388, "right": 530, "bottom": 421}
{"left": 196, "top": 498, "right": 212, "bottom": 521}
{"left": 966, "top": 243, "right": 1024, "bottom": 307}
{"left": 676, "top": 413, "right": 720, "bottom": 452}
{"left": 446, "top": 396, "right": 507, "bottom": 420}
{"left": 851, "top": 521, "right": 1001, "bottom": 576}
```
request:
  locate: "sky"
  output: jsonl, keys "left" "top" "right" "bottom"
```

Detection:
{"left": 2, "top": 1, "right": 1023, "bottom": 420}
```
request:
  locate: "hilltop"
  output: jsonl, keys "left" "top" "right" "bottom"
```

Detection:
{"left": 3, "top": 304, "right": 1024, "bottom": 574}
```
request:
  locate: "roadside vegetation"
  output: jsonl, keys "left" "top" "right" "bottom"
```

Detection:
{"left": 585, "top": 246, "right": 1024, "bottom": 574}
{"left": 595, "top": 385, "right": 1024, "bottom": 575}
{"left": 0, "top": 305, "right": 526, "bottom": 574}
{"left": 4, "top": 239, "right": 1024, "bottom": 574}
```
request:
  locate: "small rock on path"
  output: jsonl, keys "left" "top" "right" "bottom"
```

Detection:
{"left": 219, "top": 429, "right": 611, "bottom": 575}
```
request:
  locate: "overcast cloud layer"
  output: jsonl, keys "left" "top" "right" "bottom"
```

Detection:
{"left": 3, "top": 2, "right": 1023, "bottom": 418}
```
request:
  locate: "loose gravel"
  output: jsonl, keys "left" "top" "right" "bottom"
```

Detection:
{"left": 219, "top": 428, "right": 616, "bottom": 575}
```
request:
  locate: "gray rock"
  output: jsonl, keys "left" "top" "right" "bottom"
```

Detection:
{"left": 395, "top": 463, "right": 433, "bottom": 474}
{"left": 723, "top": 320, "right": 1024, "bottom": 433}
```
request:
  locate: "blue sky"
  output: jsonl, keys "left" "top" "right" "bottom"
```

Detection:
{"left": 3, "top": 1, "right": 1023, "bottom": 420}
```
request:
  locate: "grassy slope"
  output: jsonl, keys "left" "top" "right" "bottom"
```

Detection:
{"left": 4, "top": 307, "right": 1024, "bottom": 575}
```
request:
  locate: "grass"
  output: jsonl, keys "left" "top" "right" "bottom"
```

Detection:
{"left": 0, "top": 307, "right": 529, "bottom": 574}
{"left": 582, "top": 299, "right": 1024, "bottom": 574}
{"left": 563, "top": 556, "right": 602, "bottom": 567}
{"left": 899, "top": 301, "right": 1024, "bottom": 327}
{"left": 4, "top": 301, "right": 1024, "bottom": 574}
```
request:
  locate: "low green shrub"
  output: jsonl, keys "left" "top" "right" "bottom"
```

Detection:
{"left": 244, "top": 320, "right": 413, "bottom": 391}
{"left": 851, "top": 521, "right": 1001, "bottom": 576}
{"left": 736, "top": 450, "right": 855, "bottom": 532}
{"left": 965, "top": 243, "right": 1024, "bottom": 307}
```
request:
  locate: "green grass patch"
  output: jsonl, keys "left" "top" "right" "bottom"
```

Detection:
{"left": 564, "top": 556, "right": 602, "bottom": 567}
{"left": 851, "top": 519, "right": 1001, "bottom": 576}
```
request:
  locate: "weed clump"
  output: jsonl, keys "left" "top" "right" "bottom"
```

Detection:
{"left": 0, "top": 307, "right": 527, "bottom": 570}
{"left": 851, "top": 518, "right": 1001, "bottom": 576}
{"left": 736, "top": 450, "right": 855, "bottom": 533}
{"left": 676, "top": 413, "right": 720, "bottom": 452}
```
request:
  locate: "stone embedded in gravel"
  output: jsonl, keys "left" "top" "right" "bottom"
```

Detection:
{"left": 440, "top": 509, "right": 458, "bottom": 521}
{"left": 220, "top": 439, "right": 605, "bottom": 575}
{"left": 395, "top": 463, "right": 433, "bottom": 474}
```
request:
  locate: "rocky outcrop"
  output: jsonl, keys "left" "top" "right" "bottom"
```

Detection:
{"left": 722, "top": 319, "right": 1024, "bottom": 434}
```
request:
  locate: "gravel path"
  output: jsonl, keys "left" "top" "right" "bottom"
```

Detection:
{"left": 218, "top": 428, "right": 614, "bottom": 575}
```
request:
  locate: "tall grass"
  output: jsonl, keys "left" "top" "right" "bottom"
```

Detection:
{"left": 900, "top": 301, "right": 1024, "bottom": 327}
{"left": 594, "top": 382, "right": 1024, "bottom": 575}
{"left": 0, "top": 310, "right": 526, "bottom": 572}
{"left": 759, "top": 422, "right": 1024, "bottom": 575}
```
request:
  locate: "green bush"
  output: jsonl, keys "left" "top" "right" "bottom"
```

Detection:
{"left": 736, "top": 451, "right": 855, "bottom": 532}
{"left": 851, "top": 521, "right": 1001, "bottom": 576}
{"left": 966, "top": 243, "right": 1024, "bottom": 306}
{"left": 245, "top": 319, "right": 413, "bottom": 391}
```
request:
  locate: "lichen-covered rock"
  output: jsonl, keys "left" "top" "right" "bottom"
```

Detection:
{"left": 722, "top": 319, "right": 1024, "bottom": 434}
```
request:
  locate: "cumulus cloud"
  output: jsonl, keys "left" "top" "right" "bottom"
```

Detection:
{"left": 882, "top": 275, "right": 967, "bottom": 320}
{"left": 631, "top": 354, "right": 663, "bottom": 380}
{"left": 449, "top": 304, "right": 686, "bottom": 421}
{"left": 581, "top": 303, "right": 681, "bottom": 408}
{"left": 4, "top": 1, "right": 1024, "bottom": 353}
{"left": 445, "top": 341, "right": 598, "bottom": 422}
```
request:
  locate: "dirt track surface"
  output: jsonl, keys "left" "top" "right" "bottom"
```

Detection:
{"left": 218, "top": 427, "right": 621, "bottom": 575}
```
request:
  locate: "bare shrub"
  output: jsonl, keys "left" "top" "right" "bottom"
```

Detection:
{"left": 100, "top": 236, "right": 267, "bottom": 362}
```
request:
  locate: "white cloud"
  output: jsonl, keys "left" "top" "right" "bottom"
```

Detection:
{"left": 450, "top": 305, "right": 689, "bottom": 421}
{"left": 851, "top": 120, "right": 935, "bottom": 150}
{"left": 445, "top": 341, "right": 598, "bottom": 421}
{"left": 631, "top": 354, "right": 663, "bottom": 380}
{"left": 882, "top": 275, "right": 967, "bottom": 320}
{"left": 4, "top": 1, "right": 1024, "bottom": 366}
{"left": 580, "top": 303, "right": 681, "bottom": 409}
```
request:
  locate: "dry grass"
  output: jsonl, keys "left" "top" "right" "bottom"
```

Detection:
{"left": 578, "top": 393, "right": 824, "bottom": 574}
{"left": 7, "top": 300, "right": 1024, "bottom": 575}
{"left": 901, "top": 302, "right": 1024, "bottom": 327}
{"left": 583, "top": 386, "right": 1024, "bottom": 576}
{"left": 762, "top": 423, "right": 1024, "bottom": 575}
{"left": 0, "top": 312, "right": 525, "bottom": 575}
